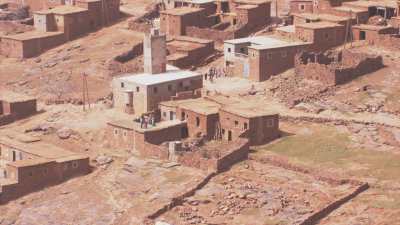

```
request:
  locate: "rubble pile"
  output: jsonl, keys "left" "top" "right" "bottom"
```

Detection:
{"left": 269, "top": 72, "right": 335, "bottom": 107}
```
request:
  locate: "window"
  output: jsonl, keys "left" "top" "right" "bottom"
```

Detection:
{"left": 179, "top": 82, "right": 183, "bottom": 88}
{"left": 266, "top": 119, "right": 275, "bottom": 127}
{"left": 266, "top": 53, "right": 272, "bottom": 60}
{"left": 123, "top": 131, "right": 127, "bottom": 137}
{"left": 299, "top": 4, "right": 305, "bottom": 11}
{"left": 72, "top": 162, "right": 79, "bottom": 169}
{"left": 168, "top": 84, "right": 173, "bottom": 91}
{"left": 154, "top": 87, "right": 158, "bottom": 93}
{"left": 121, "top": 82, "right": 124, "bottom": 88}
{"left": 234, "top": 120, "right": 238, "bottom": 127}
{"left": 244, "top": 122, "right": 248, "bottom": 130}
{"left": 252, "top": 52, "right": 256, "bottom": 57}
{"left": 325, "top": 33, "right": 329, "bottom": 40}
{"left": 163, "top": 112, "right": 167, "bottom": 117}
{"left": 240, "top": 48, "right": 245, "bottom": 53}
{"left": 281, "top": 51, "right": 287, "bottom": 58}
{"left": 227, "top": 48, "right": 231, "bottom": 53}
{"left": 196, "top": 117, "right": 200, "bottom": 127}
{"left": 136, "top": 86, "right": 140, "bottom": 92}
{"left": 114, "top": 129, "right": 118, "bottom": 135}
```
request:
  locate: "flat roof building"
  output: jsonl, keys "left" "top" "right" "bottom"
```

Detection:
{"left": 224, "top": 36, "right": 310, "bottom": 81}
{"left": 112, "top": 29, "right": 203, "bottom": 115}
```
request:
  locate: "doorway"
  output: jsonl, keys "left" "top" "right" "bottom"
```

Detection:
{"left": 359, "top": 31, "right": 366, "bottom": 40}
{"left": 228, "top": 130, "right": 232, "bottom": 141}
{"left": 12, "top": 151, "right": 16, "bottom": 161}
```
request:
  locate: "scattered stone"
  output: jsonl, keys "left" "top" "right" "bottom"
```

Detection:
{"left": 56, "top": 127, "right": 74, "bottom": 139}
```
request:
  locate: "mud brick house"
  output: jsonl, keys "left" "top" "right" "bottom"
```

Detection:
{"left": 0, "top": 31, "right": 65, "bottom": 58}
{"left": 295, "top": 21, "right": 346, "bottom": 51}
{"left": 166, "top": 36, "right": 215, "bottom": 68}
{"left": 224, "top": 36, "right": 310, "bottom": 81}
{"left": 106, "top": 97, "right": 279, "bottom": 171}
{"left": 0, "top": 134, "right": 90, "bottom": 203}
{"left": 0, "top": 92, "right": 37, "bottom": 125}
{"left": 289, "top": 0, "right": 314, "bottom": 14}
{"left": 112, "top": 29, "right": 203, "bottom": 115}
{"left": 292, "top": 12, "right": 352, "bottom": 25}
{"left": 352, "top": 24, "right": 397, "bottom": 42}
{"left": 159, "top": 98, "right": 220, "bottom": 139}
{"left": 295, "top": 49, "right": 384, "bottom": 86}
{"left": 0, "top": 0, "right": 120, "bottom": 58}
{"left": 219, "top": 102, "right": 279, "bottom": 145}
{"left": 160, "top": 0, "right": 272, "bottom": 40}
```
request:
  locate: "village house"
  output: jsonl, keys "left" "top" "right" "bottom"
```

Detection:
{"left": 106, "top": 96, "right": 280, "bottom": 171}
{"left": 224, "top": 36, "right": 310, "bottom": 81}
{"left": 0, "top": 0, "right": 120, "bottom": 58}
{"left": 295, "top": 21, "right": 346, "bottom": 50}
{"left": 0, "top": 133, "right": 90, "bottom": 203}
{"left": 0, "top": 91, "right": 37, "bottom": 126}
{"left": 112, "top": 29, "right": 203, "bottom": 115}
{"left": 159, "top": 0, "right": 271, "bottom": 41}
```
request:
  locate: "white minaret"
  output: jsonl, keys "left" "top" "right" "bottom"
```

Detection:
{"left": 144, "top": 28, "right": 167, "bottom": 74}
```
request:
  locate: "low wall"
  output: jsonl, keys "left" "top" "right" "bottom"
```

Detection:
{"left": 0, "top": 114, "right": 15, "bottom": 126}
{"left": 300, "top": 183, "right": 369, "bottom": 225}
{"left": 186, "top": 26, "right": 235, "bottom": 43}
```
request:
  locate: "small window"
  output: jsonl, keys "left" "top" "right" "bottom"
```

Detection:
{"left": 325, "top": 33, "right": 329, "bottom": 40}
{"left": 121, "top": 82, "right": 125, "bottom": 88}
{"left": 154, "top": 87, "right": 158, "bottom": 93}
{"left": 240, "top": 48, "right": 245, "bottom": 53}
{"left": 114, "top": 129, "right": 118, "bottom": 135}
{"left": 266, "top": 119, "right": 275, "bottom": 127}
{"left": 281, "top": 51, "right": 287, "bottom": 58}
{"left": 244, "top": 122, "right": 248, "bottom": 130}
{"left": 266, "top": 53, "right": 272, "bottom": 60}
{"left": 234, "top": 120, "right": 238, "bottom": 127}
{"left": 168, "top": 84, "right": 172, "bottom": 91}
{"left": 123, "top": 131, "right": 127, "bottom": 137}
{"left": 72, "top": 161, "right": 79, "bottom": 169}
{"left": 299, "top": 4, "right": 305, "bottom": 11}
{"left": 179, "top": 82, "right": 183, "bottom": 88}
{"left": 136, "top": 86, "right": 140, "bottom": 92}
{"left": 196, "top": 117, "right": 200, "bottom": 127}
{"left": 252, "top": 52, "right": 256, "bottom": 57}
{"left": 227, "top": 48, "right": 231, "bottom": 53}
{"left": 163, "top": 112, "right": 167, "bottom": 117}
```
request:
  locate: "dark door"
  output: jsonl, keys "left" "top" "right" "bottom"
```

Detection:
{"left": 228, "top": 130, "right": 232, "bottom": 141}
{"left": 360, "top": 31, "right": 366, "bottom": 40}
{"left": 12, "top": 151, "right": 16, "bottom": 161}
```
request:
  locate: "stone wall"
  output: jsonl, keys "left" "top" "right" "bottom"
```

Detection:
{"left": 295, "top": 50, "right": 384, "bottom": 86}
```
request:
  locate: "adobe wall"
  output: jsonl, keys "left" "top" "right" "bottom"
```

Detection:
{"left": 176, "top": 108, "right": 219, "bottom": 139}
{"left": 290, "top": 1, "right": 314, "bottom": 14}
{"left": 0, "top": 158, "right": 90, "bottom": 203}
{"left": 215, "top": 138, "right": 249, "bottom": 171}
{"left": 8, "top": 99, "right": 37, "bottom": 119}
{"left": 0, "top": 38, "right": 24, "bottom": 58}
{"left": 186, "top": 26, "right": 235, "bottom": 43}
{"left": 105, "top": 124, "right": 135, "bottom": 150}
{"left": 373, "top": 34, "right": 400, "bottom": 50}
{"left": 295, "top": 50, "right": 384, "bottom": 86}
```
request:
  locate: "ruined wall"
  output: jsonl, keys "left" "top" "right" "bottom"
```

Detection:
{"left": 372, "top": 33, "right": 400, "bottom": 50}
{"left": 186, "top": 26, "right": 235, "bottom": 42}
{"left": 295, "top": 50, "right": 384, "bottom": 86}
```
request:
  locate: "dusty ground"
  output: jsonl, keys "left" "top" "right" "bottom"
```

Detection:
{"left": 2, "top": 1, "right": 400, "bottom": 224}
